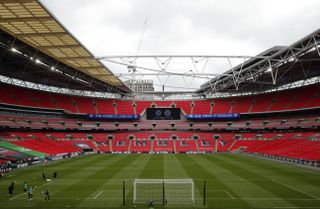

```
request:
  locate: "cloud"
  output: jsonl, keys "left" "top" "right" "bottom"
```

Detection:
{"left": 41, "top": 0, "right": 320, "bottom": 91}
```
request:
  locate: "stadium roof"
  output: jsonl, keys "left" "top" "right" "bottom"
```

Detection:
{"left": 198, "top": 29, "right": 320, "bottom": 95}
{"left": 0, "top": 0, "right": 131, "bottom": 93}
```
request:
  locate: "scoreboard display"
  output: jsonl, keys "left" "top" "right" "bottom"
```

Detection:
{"left": 146, "top": 108, "right": 181, "bottom": 120}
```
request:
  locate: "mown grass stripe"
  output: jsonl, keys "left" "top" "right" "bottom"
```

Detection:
{"left": 0, "top": 154, "right": 111, "bottom": 200}
{"left": 32, "top": 154, "right": 136, "bottom": 209}
{"left": 196, "top": 154, "right": 296, "bottom": 209}
{"left": 176, "top": 154, "right": 252, "bottom": 209}
{"left": 218, "top": 154, "right": 320, "bottom": 200}
{"left": 202, "top": 154, "right": 310, "bottom": 208}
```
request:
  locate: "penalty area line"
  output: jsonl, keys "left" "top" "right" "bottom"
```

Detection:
{"left": 273, "top": 207, "right": 320, "bottom": 209}
{"left": 224, "top": 190, "right": 235, "bottom": 199}
{"left": 94, "top": 190, "right": 104, "bottom": 199}
{"left": 272, "top": 179, "right": 320, "bottom": 200}
{"left": 206, "top": 189, "right": 235, "bottom": 199}
{"left": 2, "top": 197, "right": 320, "bottom": 201}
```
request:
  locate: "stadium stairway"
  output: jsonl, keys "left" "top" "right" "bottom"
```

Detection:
{"left": 128, "top": 140, "right": 132, "bottom": 152}
{"left": 227, "top": 140, "right": 237, "bottom": 152}
{"left": 214, "top": 139, "right": 218, "bottom": 152}
{"left": 150, "top": 140, "right": 154, "bottom": 152}
{"left": 109, "top": 140, "right": 113, "bottom": 152}
{"left": 195, "top": 140, "right": 200, "bottom": 152}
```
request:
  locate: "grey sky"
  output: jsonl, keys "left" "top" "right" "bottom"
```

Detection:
{"left": 41, "top": 0, "right": 320, "bottom": 91}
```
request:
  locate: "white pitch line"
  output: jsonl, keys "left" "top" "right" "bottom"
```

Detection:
{"left": 94, "top": 190, "right": 104, "bottom": 199}
{"left": 2, "top": 197, "right": 320, "bottom": 201}
{"left": 206, "top": 189, "right": 227, "bottom": 191}
{"left": 205, "top": 189, "right": 234, "bottom": 199}
{"left": 272, "top": 179, "right": 320, "bottom": 200}
{"left": 224, "top": 190, "right": 235, "bottom": 199}
{"left": 12, "top": 181, "right": 53, "bottom": 199}
{"left": 273, "top": 207, "right": 320, "bottom": 209}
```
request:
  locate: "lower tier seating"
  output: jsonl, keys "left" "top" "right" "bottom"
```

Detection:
{"left": 175, "top": 140, "right": 198, "bottom": 153}
{"left": 0, "top": 131, "right": 319, "bottom": 160}
{"left": 130, "top": 140, "right": 152, "bottom": 153}
{"left": 229, "top": 139, "right": 320, "bottom": 161}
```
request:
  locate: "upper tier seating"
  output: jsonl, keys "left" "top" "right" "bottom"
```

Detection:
{"left": 2, "top": 83, "right": 319, "bottom": 114}
{"left": 212, "top": 98, "right": 231, "bottom": 113}
{"left": 116, "top": 100, "right": 135, "bottom": 114}
{"left": 232, "top": 96, "right": 254, "bottom": 113}
{"left": 95, "top": 99, "right": 115, "bottom": 114}
{"left": 175, "top": 101, "right": 192, "bottom": 114}
{"left": 72, "top": 97, "right": 96, "bottom": 113}
{"left": 193, "top": 100, "right": 212, "bottom": 114}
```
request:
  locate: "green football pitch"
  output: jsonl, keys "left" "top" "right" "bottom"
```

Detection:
{"left": 1, "top": 154, "right": 320, "bottom": 209}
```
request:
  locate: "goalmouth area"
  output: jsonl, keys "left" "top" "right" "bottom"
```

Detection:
{"left": 133, "top": 178, "right": 195, "bottom": 205}
{"left": 0, "top": 154, "right": 319, "bottom": 209}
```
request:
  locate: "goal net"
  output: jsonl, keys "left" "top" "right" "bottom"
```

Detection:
{"left": 133, "top": 179, "right": 194, "bottom": 205}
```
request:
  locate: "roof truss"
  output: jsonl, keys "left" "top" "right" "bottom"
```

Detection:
{"left": 199, "top": 29, "right": 320, "bottom": 95}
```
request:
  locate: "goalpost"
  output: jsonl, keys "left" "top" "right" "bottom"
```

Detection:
{"left": 133, "top": 179, "right": 194, "bottom": 205}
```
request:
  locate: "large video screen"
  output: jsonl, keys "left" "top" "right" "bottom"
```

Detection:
{"left": 146, "top": 108, "right": 181, "bottom": 120}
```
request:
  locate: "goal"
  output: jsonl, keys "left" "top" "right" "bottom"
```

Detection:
{"left": 133, "top": 179, "right": 194, "bottom": 205}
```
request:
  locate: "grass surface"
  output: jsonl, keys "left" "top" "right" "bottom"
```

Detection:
{"left": 0, "top": 154, "right": 319, "bottom": 209}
